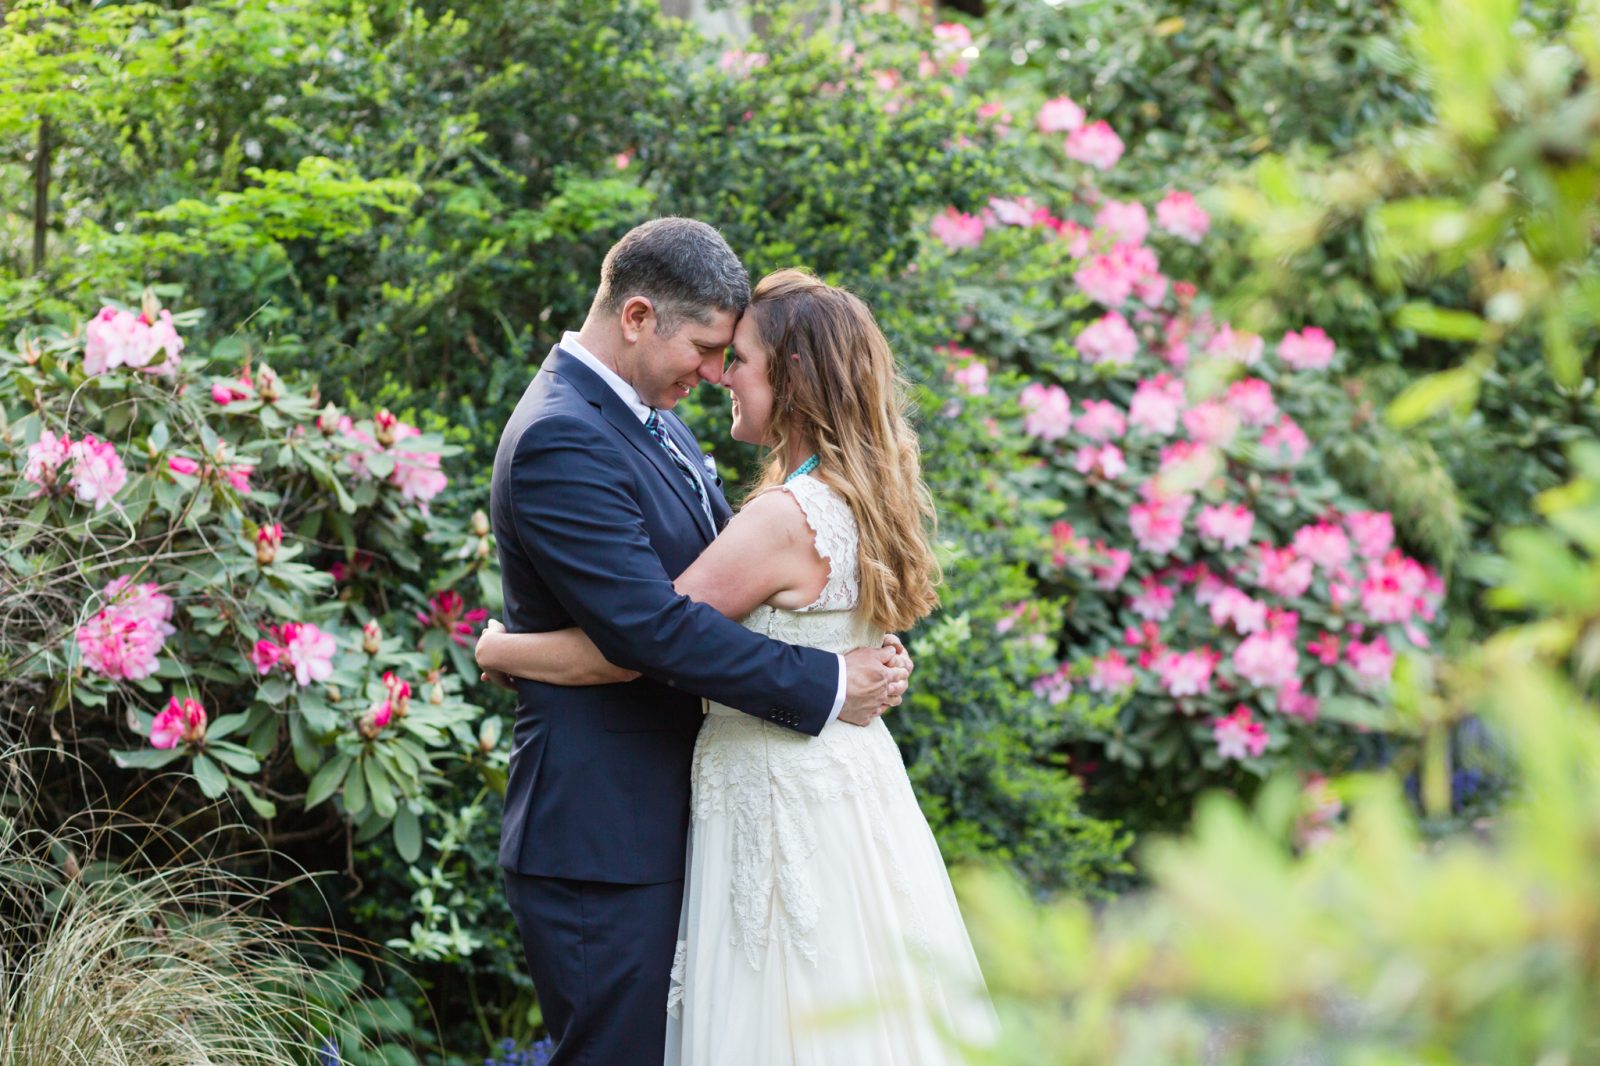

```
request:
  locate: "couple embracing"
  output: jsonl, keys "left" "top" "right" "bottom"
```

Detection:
{"left": 478, "top": 218, "right": 996, "bottom": 1065}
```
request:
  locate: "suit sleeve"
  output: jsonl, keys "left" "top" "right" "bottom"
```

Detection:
{"left": 508, "top": 414, "right": 837, "bottom": 736}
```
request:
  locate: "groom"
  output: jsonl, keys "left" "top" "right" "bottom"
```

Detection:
{"left": 490, "top": 217, "right": 908, "bottom": 1064}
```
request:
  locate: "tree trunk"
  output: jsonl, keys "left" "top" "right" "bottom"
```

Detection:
{"left": 32, "top": 116, "right": 50, "bottom": 274}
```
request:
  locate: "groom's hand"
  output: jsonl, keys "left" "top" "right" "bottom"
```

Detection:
{"left": 839, "top": 646, "right": 910, "bottom": 727}
{"left": 881, "top": 633, "right": 914, "bottom": 679}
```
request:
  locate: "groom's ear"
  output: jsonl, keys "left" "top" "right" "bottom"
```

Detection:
{"left": 620, "top": 296, "right": 654, "bottom": 342}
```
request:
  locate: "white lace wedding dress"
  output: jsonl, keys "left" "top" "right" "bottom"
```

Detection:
{"left": 665, "top": 474, "right": 997, "bottom": 1066}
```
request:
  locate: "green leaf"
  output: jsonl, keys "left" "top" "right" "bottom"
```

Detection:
{"left": 305, "top": 753, "right": 352, "bottom": 809}
{"left": 228, "top": 775, "right": 278, "bottom": 819}
{"left": 206, "top": 743, "right": 261, "bottom": 774}
{"left": 1394, "top": 301, "right": 1486, "bottom": 342}
{"left": 1387, "top": 366, "right": 1482, "bottom": 428}
{"left": 191, "top": 754, "right": 229, "bottom": 799}
{"left": 392, "top": 806, "right": 422, "bottom": 863}
{"left": 110, "top": 747, "right": 185, "bottom": 770}
{"left": 344, "top": 757, "right": 368, "bottom": 815}
{"left": 364, "top": 756, "right": 397, "bottom": 820}
{"left": 206, "top": 712, "right": 251, "bottom": 741}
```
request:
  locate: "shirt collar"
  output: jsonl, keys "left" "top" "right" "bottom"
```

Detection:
{"left": 561, "top": 331, "right": 651, "bottom": 424}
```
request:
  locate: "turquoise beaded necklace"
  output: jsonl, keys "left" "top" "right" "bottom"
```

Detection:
{"left": 785, "top": 454, "right": 819, "bottom": 482}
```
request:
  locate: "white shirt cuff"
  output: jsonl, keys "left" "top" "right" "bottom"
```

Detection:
{"left": 826, "top": 654, "right": 848, "bottom": 725}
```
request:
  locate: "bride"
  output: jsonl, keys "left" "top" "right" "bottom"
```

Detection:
{"left": 476, "top": 268, "right": 996, "bottom": 1064}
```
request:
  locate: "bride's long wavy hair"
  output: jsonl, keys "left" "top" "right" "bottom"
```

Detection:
{"left": 745, "top": 268, "right": 940, "bottom": 632}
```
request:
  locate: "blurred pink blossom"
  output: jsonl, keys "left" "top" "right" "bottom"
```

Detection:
{"left": 1233, "top": 630, "right": 1299, "bottom": 689}
{"left": 67, "top": 436, "right": 128, "bottom": 511}
{"left": 1203, "top": 324, "right": 1264, "bottom": 366}
{"left": 1225, "top": 378, "right": 1278, "bottom": 427}
{"left": 1197, "top": 503, "right": 1256, "bottom": 550}
{"left": 1213, "top": 705, "right": 1268, "bottom": 760}
{"left": 1074, "top": 399, "right": 1127, "bottom": 441}
{"left": 1256, "top": 544, "right": 1315, "bottom": 598}
{"left": 1292, "top": 521, "right": 1352, "bottom": 570}
{"left": 1094, "top": 200, "right": 1149, "bottom": 245}
{"left": 1088, "top": 541, "right": 1132, "bottom": 590}
{"left": 1157, "top": 647, "right": 1217, "bottom": 697}
{"left": 1129, "top": 493, "right": 1188, "bottom": 554}
{"left": 168, "top": 456, "right": 200, "bottom": 476}
{"left": 1075, "top": 310, "right": 1139, "bottom": 365}
{"left": 1278, "top": 327, "right": 1336, "bottom": 371}
{"left": 83, "top": 305, "right": 185, "bottom": 376}
{"left": 1154, "top": 191, "right": 1210, "bottom": 244}
{"left": 1129, "top": 374, "right": 1186, "bottom": 436}
{"left": 1064, "top": 120, "right": 1124, "bottom": 170}
{"left": 1182, "top": 401, "right": 1239, "bottom": 446}
{"left": 23, "top": 430, "right": 72, "bottom": 494}
{"left": 930, "top": 207, "right": 986, "bottom": 250}
{"left": 1209, "top": 585, "right": 1267, "bottom": 634}
{"left": 1020, "top": 382, "right": 1072, "bottom": 440}
{"left": 418, "top": 589, "right": 491, "bottom": 647}
{"left": 1346, "top": 634, "right": 1395, "bottom": 687}
{"left": 1036, "top": 96, "right": 1085, "bottom": 133}
{"left": 1345, "top": 511, "right": 1395, "bottom": 559}
{"left": 280, "top": 622, "right": 337, "bottom": 687}
{"left": 76, "top": 577, "right": 175, "bottom": 681}
{"left": 1277, "top": 678, "right": 1321, "bottom": 722}
{"left": 1074, "top": 443, "right": 1126, "bottom": 480}
{"left": 1307, "top": 631, "right": 1342, "bottom": 665}
{"left": 1088, "top": 650, "right": 1136, "bottom": 694}
{"left": 1130, "top": 577, "right": 1176, "bottom": 622}
{"left": 1261, "top": 415, "right": 1310, "bottom": 464}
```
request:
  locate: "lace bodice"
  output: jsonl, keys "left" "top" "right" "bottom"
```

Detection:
{"left": 673, "top": 475, "right": 927, "bottom": 986}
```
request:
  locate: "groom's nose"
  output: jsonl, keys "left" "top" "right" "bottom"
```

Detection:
{"left": 696, "top": 353, "right": 724, "bottom": 385}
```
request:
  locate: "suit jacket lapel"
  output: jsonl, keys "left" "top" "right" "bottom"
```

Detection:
{"left": 543, "top": 346, "right": 717, "bottom": 543}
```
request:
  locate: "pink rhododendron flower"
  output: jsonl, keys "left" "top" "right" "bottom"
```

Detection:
{"left": 391, "top": 449, "right": 448, "bottom": 513}
{"left": 1128, "top": 495, "right": 1187, "bottom": 555}
{"left": 168, "top": 456, "right": 200, "bottom": 476}
{"left": 1088, "top": 650, "right": 1136, "bottom": 694}
{"left": 1094, "top": 200, "right": 1149, "bottom": 245}
{"left": 1073, "top": 251, "right": 1137, "bottom": 308}
{"left": 1278, "top": 327, "right": 1336, "bottom": 371}
{"left": 150, "top": 696, "right": 207, "bottom": 749}
{"left": 222, "top": 464, "right": 254, "bottom": 495}
{"left": 1031, "top": 664, "right": 1074, "bottom": 705}
{"left": 930, "top": 207, "right": 986, "bottom": 250}
{"left": 251, "top": 639, "right": 282, "bottom": 674}
{"left": 279, "top": 622, "right": 337, "bottom": 686}
{"left": 1256, "top": 544, "right": 1315, "bottom": 598}
{"left": 1203, "top": 324, "right": 1264, "bottom": 366}
{"left": 1345, "top": 511, "right": 1394, "bottom": 559}
{"left": 1292, "top": 521, "right": 1352, "bottom": 570}
{"left": 1064, "top": 120, "right": 1124, "bottom": 170}
{"left": 932, "top": 21, "right": 972, "bottom": 48}
{"left": 1154, "top": 191, "right": 1210, "bottom": 244}
{"left": 212, "top": 380, "right": 251, "bottom": 405}
{"left": 1182, "top": 401, "right": 1240, "bottom": 446}
{"left": 83, "top": 306, "right": 184, "bottom": 376}
{"left": 1075, "top": 311, "right": 1139, "bottom": 365}
{"left": 1129, "top": 374, "right": 1185, "bottom": 436}
{"left": 1261, "top": 416, "right": 1310, "bottom": 464}
{"left": 951, "top": 360, "right": 989, "bottom": 396}
{"left": 1129, "top": 577, "right": 1176, "bottom": 622}
{"left": 1233, "top": 631, "right": 1300, "bottom": 689}
{"left": 1213, "top": 705, "right": 1269, "bottom": 760}
{"left": 1089, "top": 541, "right": 1132, "bottom": 590}
{"left": 1307, "top": 631, "right": 1342, "bottom": 665}
{"left": 1074, "top": 399, "right": 1126, "bottom": 441}
{"left": 1225, "top": 378, "right": 1278, "bottom": 427}
{"left": 1346, "top": 635, "right": 1395, "bottom": 687}
{"left": 65, "top": 435, "right": 127, "bottom": 511}
{"left": 23, "top": 430, "right": 73, "bottom": 494}
{"left": 1134, "top": 270, "right": 1169, "bottom": 307}
{"left": 1209, "top": 586, "right": 1266, "bottom": 634}
{"left": 1074, "top": 443, "right": 1126, "bottom": 481}
{"left": 1360, "top": 550, "right": 1427, "bottom": 624}
{"left": 1020, "top": 383, "right": 1072, "bottom": 440}
{"left": 719, "top": 49, "right": 768, "bottom": 75}
{"left": 256, "top": 523, "right": 283, "bottom": 566}
{"left": 1156, "top": 440, "right": 1220, "bottom": 491}
{"left": 1124, "top": 620, "right": 1168, "bottom": 669}
{"left": 75, "top": 577, "right": 175, "bottom": 681}
{"left": 1049, "top": 520, "right": 1089, "bottom": 566}
{"left": 1036, "top": 96, "right": 1086, "bottom": 133}
{"left": 1157, "top": 647, "right": 1218, "bottom": 697}
{"left": 975, "top": 102, "right": 1012, "bottom": 135}
{"left": 417, "top": 590, "right": 491, "bottom": 647}
{"left": 1277, "top": 678, "right": 1321, "bottom": 722}
{"left": 1197, "top": 503, "right": 1256, "bottom": 551}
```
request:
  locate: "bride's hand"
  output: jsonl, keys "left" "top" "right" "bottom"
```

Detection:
{"left": 881, "top": 633, "right": 914, "bottom": 681}
{"left": 476, "top": 618, "right": 517, "bottom": 691}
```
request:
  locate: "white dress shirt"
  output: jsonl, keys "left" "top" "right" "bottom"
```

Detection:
{"left": 560, "top": 333, "right": 848, "bottom": 724}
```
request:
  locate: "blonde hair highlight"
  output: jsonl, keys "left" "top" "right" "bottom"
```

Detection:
{"left": 745, "top": 268, "right": 940, "bottom": 632}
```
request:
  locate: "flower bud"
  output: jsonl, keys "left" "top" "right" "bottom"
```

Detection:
{"left": 374, "top": 408, "right": 399, "bottom": 447}
{"left": 20, "top": 334, "right": 40, "bottom": 366}
{"left": 361, "top": 619, "right": 382, "bottom": 655}
{"left": 358, "top": 698, "right": 392, "bottom": 739}
{"left": 317, "top": 403, "right": 342, "bottom": 435}
{"left": 382, "top": 671, "right": 412, "bottom": 718}
{"left": 257, "top": 364, "right": 281, "bottom": 404}
{"left": 427, "top": 681, "right": 445, "bottom": 705}
{"left": 255, "top": 523, "right": 282, "bottom": 566}
{"left": 475, "top": 537, "right": 492, "bottom": 561}
{"left": 327, "top": 685, "right": 341, "bottom": 704}
{"left": 470, "top": 510, "right": 489, "bottom": 537}
{"left": 169, "top": 456, "right": 200, "bottom": 476}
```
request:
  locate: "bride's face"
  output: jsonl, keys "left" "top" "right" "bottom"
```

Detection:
{"left": 725, "top": 313, "right": 777, "bottom": 446}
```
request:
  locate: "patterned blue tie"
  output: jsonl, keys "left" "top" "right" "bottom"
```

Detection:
{"left": 645, "top": 409, "right": 711, "bottom": 521}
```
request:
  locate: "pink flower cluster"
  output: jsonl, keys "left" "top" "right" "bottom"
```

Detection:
{"left": 337, "top": 410, "right": 448, "bottom": 512}
{"left": 76, "top": 576, "right": 176, "bottom": 680}
{"left": 83, "top": 305, "right": 185, "bottom": 376}
{"left": 252, "top": 622, "right": 338, "bottom": 687}
{"left": 24, "top": 430, "right": 128, "bottom": 511}
{"left": 150, "top": 696, "right": 207, "bottom": 749}
{"left": 1213, "top": 705, "right": 1269, "bottom": 760}
{"left": 417, "top": 589, "right": 490, "bottom": 647}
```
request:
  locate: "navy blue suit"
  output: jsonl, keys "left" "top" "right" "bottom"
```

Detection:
{"left": 490, "top": 345, "right": 839, "bottom": 1064}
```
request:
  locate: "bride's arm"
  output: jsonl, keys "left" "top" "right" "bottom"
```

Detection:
{"left": 476, "top": 489, "right": 829, "bottom": 688}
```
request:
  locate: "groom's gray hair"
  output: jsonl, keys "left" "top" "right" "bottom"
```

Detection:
{"left": 593, "top": 217, "right": 750, "bottom": 335}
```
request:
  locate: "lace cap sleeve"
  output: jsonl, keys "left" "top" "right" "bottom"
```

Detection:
{"left": 771, "top": 474, "right": 858, "bottom": 613}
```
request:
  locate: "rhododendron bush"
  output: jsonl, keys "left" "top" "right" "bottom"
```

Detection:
{"left": 915, "top": 91, "right": 1447, "bottom": 814}
{"left": 1, "top": 292, "right": 501, "bottom": 862}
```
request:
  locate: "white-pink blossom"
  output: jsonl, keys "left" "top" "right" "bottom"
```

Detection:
{"left": 67, "top": 435, "right": 128, "bottom": 511}
{"left": 1203, "top": 324, "right": 1264, "bottom": 366}
{"left": 1075, "top": 311, "right": 1139, "bottom": 365}
{"left": 1346, "top": 635, "right": 1395, "bottom": 688}
{"left": 1214, "top": 705, "right": 1268, "bottom": 760}
{"left": 1064, "top": 120, "right": 1124, "bottom": 170}
{"left": 1094, "top": 200, "right": 1149, "bottom": 245}
{"left": 1261, "top": 416, "right": 1310, "bottom": 464}
{"left": 1129, "top": 374, "right": 1186, "bottom": 436}
{"left": 1292, "top": 521, "right": 1352, "bottom": 571}
{"left": 1074, "top": 399, "right": 1126, "bottom": 441}
{"left": 1233, "top": 630, "right": 1300, "bottom": 689}
{"left": 1130, "top": 578, "right": 1177, "bottom": 622}
{"left": 1182, "top": 401, "right": 1240, "bottom": 446}
{"left": 1224, "top": 378, "right": 1278, "bottom": 427}
{"left": 1197, "top": 503, "right": 1256, "bottom": 550}
{"left": 1020, "top": 383, "right": 1073, "bottom": 441}
{"left": 1278, "top": 327, "right": 1336, "bottom": 371}
{"left": 280, "top": 622, "right": 337, "bottom": 687}
{"left": 1074, "top": 443, "right": 1126, "bottom": 480}
{"left": 1209, "top": 586, "right": 1267, "bottom": 634}
{"left": 1157, "top": 648, "right": 1217, "bottom": 697}
{"left": 1036, "top": 96, "right": 1086, "bottom": 133}
{"left": 1256, "top": 544, "right": 1315, "bottom": 598}
{"left": 930, "top": 207, "right": 986, "bottom": 250}
{"left": 1155, "top": 191, "right": 1210, "bottom": 244}
{"left": 1345, "top": 511, "right": 1395, "bottom": 559}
